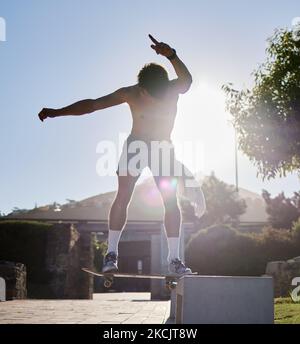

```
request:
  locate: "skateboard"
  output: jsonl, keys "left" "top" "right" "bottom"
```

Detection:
{"left": 82, "top": 268, "right": 197, "bottom": 290}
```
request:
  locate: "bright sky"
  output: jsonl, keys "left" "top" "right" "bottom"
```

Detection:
{"left": 1, "top": 0, "right": 299, "bottom": 214}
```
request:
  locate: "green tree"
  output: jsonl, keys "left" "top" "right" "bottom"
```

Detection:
{"left": 262, "top": 190, "right": 300, "bottom": 229}
{"left": 200, "top": 172, "right": 246, "bottom": 226}
{"left": 223, "top": 28, "right": 300, "bottom": 179}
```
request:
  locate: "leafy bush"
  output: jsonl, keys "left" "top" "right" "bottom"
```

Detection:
{"left": 0, "top": 220, "right": 52, "bottom": 284}
{"left": 186, "top": 224, "right": 300, "bottom": 276}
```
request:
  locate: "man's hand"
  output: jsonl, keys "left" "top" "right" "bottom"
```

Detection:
{"left": 148, "top": 34, "right": 175, "bottom": 58}
{"left": 38, "top": 108, "right": 57, "bottom": 122}
{"left": 148, "top": 34, "right": 192, "bottom": 94}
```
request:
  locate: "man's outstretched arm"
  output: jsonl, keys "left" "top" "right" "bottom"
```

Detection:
{"left": 148, "top": 34, "right": 192, "bottom": 94}
{"left": 168, "top": 55, "right": 193, "bottom": 93}
{"left": 38, "top": 87, "right": 130, "bottom": 122}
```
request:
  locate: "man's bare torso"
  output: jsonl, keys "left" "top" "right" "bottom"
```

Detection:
{"left": 126, "top": 83, "right": 179, "bottom": 141}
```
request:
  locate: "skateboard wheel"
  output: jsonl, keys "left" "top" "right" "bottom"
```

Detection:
{"left": 104, "top": 280, "right": 112, "bottom": 288}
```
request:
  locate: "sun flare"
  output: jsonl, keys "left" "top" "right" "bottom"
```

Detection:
{"left": 172, "top": 80, "right": 235, "bottom": 178}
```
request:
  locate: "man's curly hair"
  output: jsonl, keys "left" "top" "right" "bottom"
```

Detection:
{"left": 137, "top": 63, "right": 169, "bottom": 99}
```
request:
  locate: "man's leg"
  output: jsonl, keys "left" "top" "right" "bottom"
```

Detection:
{"left": 103, "top": 174, "right": 139, "bottom": 272}
{"left": 108, "top": 174, "right": 140, "bottom": 253}
{"left": 153, "top": 176, "right": 192, "bottom": 274}
{"left": 153, "top": 176, "right": 181, "bottom": 258}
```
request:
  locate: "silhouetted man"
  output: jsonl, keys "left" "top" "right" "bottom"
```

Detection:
{"left": 39, "top": 34, "right": 201, "bottom": 275}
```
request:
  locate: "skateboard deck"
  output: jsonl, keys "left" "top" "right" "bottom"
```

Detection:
{"left": 82, "top": 267, "right": 197, "bottom": 289}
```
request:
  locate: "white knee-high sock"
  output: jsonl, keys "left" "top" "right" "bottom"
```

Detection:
{"left": 167, "top": 237, "right": 180, "bottom": 262}
{"left": 107, "top": 229, "right": 122, "bottom": 255}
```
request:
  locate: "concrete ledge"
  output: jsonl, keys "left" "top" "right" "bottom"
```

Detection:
{"left": 0, "top": 277, "right": 5, "bottom": 301}
{"left": 175, "top": 275, "right": 274, "bottom": 324}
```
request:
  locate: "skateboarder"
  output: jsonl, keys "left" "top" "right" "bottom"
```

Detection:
{"left": 38, "top": 34, "right": 198, "bottom": 276}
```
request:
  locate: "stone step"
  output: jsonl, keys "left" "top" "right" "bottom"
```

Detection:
{"left": 172, "top": 275, "right": 274, "bottom": 324}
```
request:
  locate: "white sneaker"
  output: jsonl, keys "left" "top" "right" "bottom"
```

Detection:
{"left": 168, "top": 258, "right": 193, "bottom": 275}
{"left": 102, "top": 251, "right": 118, "bottom": 273}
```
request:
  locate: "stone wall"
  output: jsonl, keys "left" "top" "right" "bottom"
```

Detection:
{"left": 0, "top": 261, "right": 27, "bottom": 300}
{"left": 45, "top": 224, "right": 95, "bottom": 299}
{"left": 0, "top": 221, "right": 95, "bottom": 299}
{"left": 265, "top": 256, "right": 300, "bottom": 297}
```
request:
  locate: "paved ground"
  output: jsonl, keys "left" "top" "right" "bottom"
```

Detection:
{"left": 0, "top": 293, "right": 171, "bottom": 324}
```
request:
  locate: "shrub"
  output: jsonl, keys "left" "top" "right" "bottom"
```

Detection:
{"left": 0, "top": 220, "right": 52, "bottom": 285}
{"left": 186, "top": 224, "right": 300, "bottom": 276}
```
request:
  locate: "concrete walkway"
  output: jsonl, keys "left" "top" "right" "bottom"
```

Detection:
{"left": 0, "top": 293, "right": 170, "bottom": 324}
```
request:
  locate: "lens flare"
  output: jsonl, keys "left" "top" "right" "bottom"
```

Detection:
{"left": 171, "top": 178, "right": 178, "bottom": 187}
{"left": 160, "top": 179, "right": 169, "bottom": 189}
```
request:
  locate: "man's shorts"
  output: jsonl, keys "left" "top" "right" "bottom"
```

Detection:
{"left": 116, "top": 134, "right": 177, "bottom": 177}
{"left": 116, "top": 134, "right": 207, "bottom": 217}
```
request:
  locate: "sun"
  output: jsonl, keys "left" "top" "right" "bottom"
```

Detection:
{"left": 172, "top": 80, "right": 235, "bottom": 178}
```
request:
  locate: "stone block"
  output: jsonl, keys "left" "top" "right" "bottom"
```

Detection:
{"left": 175, "top": 275, "right": 274, "bottom": 324}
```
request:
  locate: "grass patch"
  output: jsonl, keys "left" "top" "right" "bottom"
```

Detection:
{"left": 275, "top": 298, "right": 300, "bottom": 324}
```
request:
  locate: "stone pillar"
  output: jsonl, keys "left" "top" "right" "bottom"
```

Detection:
{"left": 46, "top": 224, "right": 94, "bottom": 299}
{"left": 169, "top": 288, "right": 176, "bottom": 319}
{"left": 77, "top": 231, "right": 95, "bottom": 299}
{"left": 0, "top": 261, "right": 27, "bottom": 300}
{"left": 0, "top": 277, "right": 6, "bottom": 301}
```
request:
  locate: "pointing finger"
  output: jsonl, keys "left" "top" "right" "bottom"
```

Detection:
{"left": 148, "top": 34, "right": 159, "bottom": 45}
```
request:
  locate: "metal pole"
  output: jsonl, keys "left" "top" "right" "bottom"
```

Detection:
{"left": 235, "top": 129, "right": 239, "bottom": 193}
{"left": 234, "top": 128, "right": 240, "bottom": 229}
